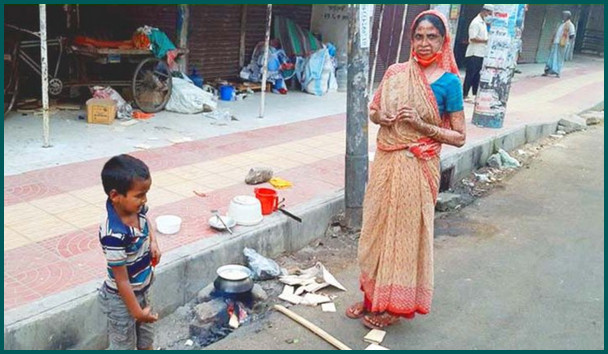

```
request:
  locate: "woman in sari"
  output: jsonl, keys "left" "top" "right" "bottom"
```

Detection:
{"left": 346, "top": 10, "right": 466, "bottom": 329}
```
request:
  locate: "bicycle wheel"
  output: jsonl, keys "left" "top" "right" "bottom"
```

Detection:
{"left": 132, "top": 57, "right": 172, "bottom": 113}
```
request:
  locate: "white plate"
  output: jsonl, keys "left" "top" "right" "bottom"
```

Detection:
{"left": 208, "top": 215, "right": 237, "bottom": 230}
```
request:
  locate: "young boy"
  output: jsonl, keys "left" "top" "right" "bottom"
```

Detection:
{"left": 98, "top": 154, "right": 161, "bottom": 350}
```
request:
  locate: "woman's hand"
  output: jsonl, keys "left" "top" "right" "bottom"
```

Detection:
{"left": 371, "top": 110, "right": 397, "bottom": 126}
{"left": 397, "top": 106, "right": 424, "bottom": 130}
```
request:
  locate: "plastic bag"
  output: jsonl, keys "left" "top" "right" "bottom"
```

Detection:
{"left": 298, "top": 48, "right": 337, "bottom": 96}
{"left": 205, "top": 109, "right": 231, "bottom": 125}
{"left": 243, "top": 248, "right": 282, "bottom": 280}
{"left": 91, "top": 86, "right": 133, "bottom": 119}
{"left": 165, "top": 77, "right": 217, "bottom": 114}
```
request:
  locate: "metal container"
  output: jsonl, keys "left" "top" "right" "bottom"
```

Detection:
{"left": 213, "top": 265, "right": 254, "bottom": 294}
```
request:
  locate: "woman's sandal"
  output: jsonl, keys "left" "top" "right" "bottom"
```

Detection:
{"left": 361, "top": 312, "right": 400, "bottom": 330}
{"left": 345, "top": 302, "right": 367, "bottom": 319}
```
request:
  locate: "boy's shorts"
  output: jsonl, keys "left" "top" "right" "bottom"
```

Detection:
{"left": 98, "top": 285, "right": 154, "bottom": 350}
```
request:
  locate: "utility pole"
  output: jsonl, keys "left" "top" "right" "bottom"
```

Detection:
{"left": 368, "top": 5, "right": 384, "bottom": 96}
{"left": 258, "top": 4, "right": 272, "bottom": 118}
{"left": 177, "top": 5, "right": 189, "bottom": 72}
{"left": 40, "top": 4, "right": 50, "bottom": 148}
{"left": 472, "top": 4, "right": 526, "bottom": 128}
{"left": 345, "top": 5, "right": 371, "bottom": 230}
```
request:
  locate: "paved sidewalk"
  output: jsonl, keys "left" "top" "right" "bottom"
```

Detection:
{"left": 3, "top": 57, "right": 604, "bottom": 312}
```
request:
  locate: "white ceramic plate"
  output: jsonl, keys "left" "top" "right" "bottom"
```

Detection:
{"left": 208, "top": 215, "right": 237, "bottom": 230}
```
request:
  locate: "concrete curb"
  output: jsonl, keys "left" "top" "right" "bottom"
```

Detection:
{"left": 3, "top": 105, "right": 601, "bottom": 349}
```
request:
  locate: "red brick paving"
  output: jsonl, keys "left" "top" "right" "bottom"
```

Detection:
{"left": 3, "top": 62, "right": 603, "bottom": 311}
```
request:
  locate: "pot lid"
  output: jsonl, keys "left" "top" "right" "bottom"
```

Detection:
{"left": 216, "top": 264, "right": 252, "bottom": 281}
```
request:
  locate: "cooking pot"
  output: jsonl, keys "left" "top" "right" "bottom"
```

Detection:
{"left": 213, "top": 265, "right": 254, "bottom": 294}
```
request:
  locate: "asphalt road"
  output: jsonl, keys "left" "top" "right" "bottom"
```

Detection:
{"left": 206, "top": 124, "right": 604, "bottom": 350}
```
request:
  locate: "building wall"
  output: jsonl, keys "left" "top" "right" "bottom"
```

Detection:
{"left": 370, "top": 4, "right": 430, "bottom": 83}
{"left": 534, "top": 5, "right": 580, "bottom": 63}
{"left": 187, "top": 4, "right": 313, "bottom": 80}
{"left": 519, "top": 5, "right": 546, "bottom": 63}
{"left": 576, "top": 4, "right": 604, "bottom": 55}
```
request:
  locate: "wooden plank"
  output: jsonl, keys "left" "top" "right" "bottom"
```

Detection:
{"left": 239, "top": 5, "right": 248, "bottom": 68}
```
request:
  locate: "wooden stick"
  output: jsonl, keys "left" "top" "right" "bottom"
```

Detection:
{"left": 273, "top": 305, "right": 352, "bottom": 350}
{"left": 395, "top": 4, "right": 409, "bottom": 64}
{"left": 238, "top": 5, "right": 248, "bottom": 68}
{"left": 258, "top": 4, "right": 272, "bottom": 118}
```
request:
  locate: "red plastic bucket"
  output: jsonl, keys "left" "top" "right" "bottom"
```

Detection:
{"left": 254, "top": 188, "right": 278, "bottom": 215}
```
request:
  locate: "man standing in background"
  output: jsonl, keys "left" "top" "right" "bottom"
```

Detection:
{"left": 463, "top": 4, "right": 494, "bottom": 103}
{"left": 542, "top": 10, "right": 576, "bottom": 78}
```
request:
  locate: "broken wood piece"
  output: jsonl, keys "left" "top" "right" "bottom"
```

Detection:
{"left": 55, "top": 103, "right": 81, "bottom": 110}
{"left": 169, "top": 137, "right": 193, "bottom": 144}
{"left": 281, "top": 285, "right": 295, "bottom": 296}
{"left": 304, "top": 281, "right": 330, "bottom": 294}
{"left": 317, "top": 263, "right": 347, "bottom": 291}
{"left": 229, "top": 313, "right": 239, "bottom": 329}
{"left": 321, "top": 302, "right": 336, "bottom": 313}
{"left": 365, "top": 343, "right": 389, "bottom": 350}
{"left": 364, "top": 329, "right": 386, "bottom": 345}
{"left": 120, "top": 119, "right": 139, "bottom": 126}
{"left": 294, "top": 282, "right": 328, "bottom": 296}
{"left": 301, "top": 293, "right": 331, "bottom": 306}
{"left": 193, "top": 190, "right": 207, "bottom": 198}
{"left": 279, "top": 275, "right": 317, "bottom": 287}
{"left": 273, "top": 305, "right": 352, "bottom": 350}
{"left": 279, "top": 285, "right": 302, "bottom": 304}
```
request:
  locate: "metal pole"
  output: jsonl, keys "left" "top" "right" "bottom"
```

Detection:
{"left": 177, "top": 5, "right": 189, "bottom": 72}
{"left": 258, "top": 4, "right": 272, "bottom": 118}
{"left": 472, "top": 4, "right": 524, "bottom": 129}
{"left": 39, "top": 4, "right": 50, "bottom": 148}
{"left": 239, "top": 5, "right": 248, "bottom": 68}
{"left": 76, "top": 4, "right": 80, "bottom": 30}
{"left": 345, "top": 4, "right": 370, "bottom": 230}
{"left": 395, "top": 4, "right": 409, "bottom": 63}
{"left": 368, "top": 5, "right": 384, "bottom": 96}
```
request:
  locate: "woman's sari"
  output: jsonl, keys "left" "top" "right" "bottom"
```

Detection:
{"left": 358, "top": 10, "right": 460, "bottom": 318}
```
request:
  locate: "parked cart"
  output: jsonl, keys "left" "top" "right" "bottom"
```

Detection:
{"left": 4, "top": 24, "right": 187, "bottom": 115}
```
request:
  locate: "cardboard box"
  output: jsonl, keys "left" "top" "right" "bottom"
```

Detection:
{"left": 86, "top": 98, "right": 116, "bottom": 125}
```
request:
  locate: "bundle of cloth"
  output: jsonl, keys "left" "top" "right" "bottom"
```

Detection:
{"left": 73, "top": 26, "right": 179, "bottom": 67}
{"left": 240, "top": 40, "right": 292, "bottom": 94}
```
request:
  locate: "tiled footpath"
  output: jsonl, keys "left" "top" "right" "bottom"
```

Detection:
{"left": 4, "top": 59, "right": 604, "bottom": 312}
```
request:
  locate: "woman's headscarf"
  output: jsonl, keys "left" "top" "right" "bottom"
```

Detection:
{"left": 410, "top": 9, "right": 460, "bottom": 77}
{"left": 371, "top": 9, "right": 460, "bottom": 158}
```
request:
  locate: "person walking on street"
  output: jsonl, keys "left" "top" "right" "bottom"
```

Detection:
{"left": 346, "top": 10, "right": 466, "bottom": 330}
{"left": 543, "top": 11, "right": 576, "bottom": 78}
{"left": 463, "top": 4, "right": 494, "bottom": 103}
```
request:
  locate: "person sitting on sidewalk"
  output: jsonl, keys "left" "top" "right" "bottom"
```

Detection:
{"left": 542, "top": 10, "right": 576, "bottom": 78}
{"left": 463, "top": 4, "right": 494, "bottom": 103}
{"left": 97, "top": 154, "right": 161, "bottom": 350}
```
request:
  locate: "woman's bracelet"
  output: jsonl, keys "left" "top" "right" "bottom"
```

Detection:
{"left": 431, "top": 125, "right": 440, "bottom": 138}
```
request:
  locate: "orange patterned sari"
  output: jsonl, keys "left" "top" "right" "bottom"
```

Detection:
{"left": 358, "top": 10, "right": 459, "bottom": 318}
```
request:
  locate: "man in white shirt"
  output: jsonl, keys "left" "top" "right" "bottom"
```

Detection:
{"left": 542, "top": 10, "right": 576, "bottom": 78}
{"left": 463, "top": 4, "right": 494, "bottom": 103}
